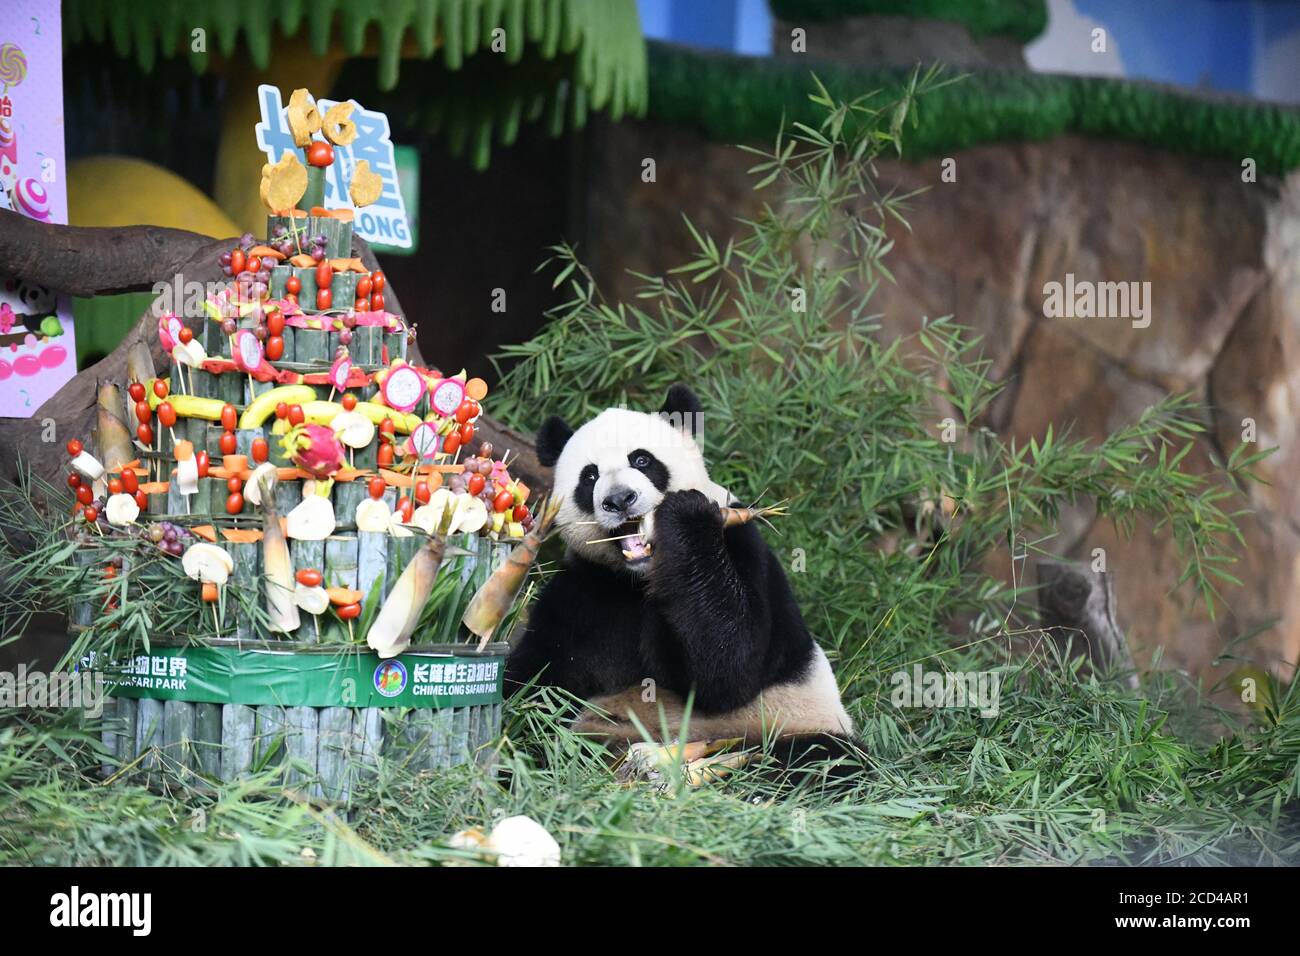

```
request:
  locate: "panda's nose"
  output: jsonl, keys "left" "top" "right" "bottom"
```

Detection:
{"left": 601, "top": 487, "right": 639, "bottom": 515}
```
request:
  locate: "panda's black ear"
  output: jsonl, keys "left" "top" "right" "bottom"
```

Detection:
{"left": 660, "top": 383, "right": 702, "bottom": 438}
{"left": 535, "top": 415, "right": 574, "bottom": 468}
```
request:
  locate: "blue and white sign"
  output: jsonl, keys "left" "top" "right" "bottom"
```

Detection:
{"left": 254, "top": 85, "right": 413, "bottom": 249}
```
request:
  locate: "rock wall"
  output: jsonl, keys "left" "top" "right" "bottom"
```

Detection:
{"left": 584, "top": 116, "right": 1299, "bottom": 687}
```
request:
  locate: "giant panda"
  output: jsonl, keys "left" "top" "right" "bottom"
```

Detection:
{"left": 504, "top": 384, "right": 856, "bottom": 768}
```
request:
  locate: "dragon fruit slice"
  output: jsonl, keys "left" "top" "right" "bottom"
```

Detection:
{"left": 281, "top": 423, "right": 347, "bottom": 479}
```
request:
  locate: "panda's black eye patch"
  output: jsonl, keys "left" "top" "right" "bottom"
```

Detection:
{"left": 574, "top": 464, "right": 599, "bottom": 514}
{"left": 628, "top": 449, "right": 669, "bottom": 492}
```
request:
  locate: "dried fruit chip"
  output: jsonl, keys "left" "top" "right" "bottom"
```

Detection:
{"left": 321, "top": 101, "right": 358, "bottom": 146}
{"left": 349, "top": 160, "right": 383, "bottom": 208}
{"left": 261, "top": 152, "right": 309, "bottom": 214}
{"left": 287, "top": 88, "right": 322, "bottom": 148}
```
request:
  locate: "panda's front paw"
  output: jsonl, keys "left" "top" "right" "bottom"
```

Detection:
{"left": 653, "top": 490, "right": 723, "bottom": 547}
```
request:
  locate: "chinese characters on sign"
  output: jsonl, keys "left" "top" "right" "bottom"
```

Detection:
{"left": 255, "top": 85, "right": 413, "bottom": 249}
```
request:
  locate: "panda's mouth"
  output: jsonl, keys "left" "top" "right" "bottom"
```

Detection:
{"left": 616, "top": 513, "right": 654, "bottom": 564}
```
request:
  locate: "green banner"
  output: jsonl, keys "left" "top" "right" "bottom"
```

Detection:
{"left": 94, "top": 645, "right": 504, "bottom": 709}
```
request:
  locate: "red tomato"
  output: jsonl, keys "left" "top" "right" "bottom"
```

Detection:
{"left": 153, "top": 380, "right": 168, "bottom": 399}
{"left": 315, "top": 260, "right": 333, "bottom": 289}
{"left": 296, "top": 568, "right": 323, "bottom": 587}
{"left": 341, "top": 393, "right": 357, "bottom": 411}
{"left": 442, "top": 431, "right": 461, "bottom": 455}
{"left": 336, "top": 602, "right": 362, "bottom": 620}
{"left": 414, "top": 480, "right": 431, "bottom": 504}
{"left": 135, "top": 489, "right": 148, "bottom": 511}
{"left": 135, "top": 400, "right": 152, "bottom": 424}
{"left": 513, "top": 504, "right": 530, "bottom": 522}
{"left": 227, "top": 476, "right": 243, "bottom": 494}
{"left": 266, "top": 336, "right": 284, "bottom": 361}
{"left": 178, "top": 326, "right": 194, "bottom": 344}
{"left": 230, "top": 248, "right": 245, "bottom": 275}
{"left": 67, "top": 473, "right": 81, "bottom": 489}
{"left": 494, "top": 490, "right": 514, "bottom": 513}
{"left": 128, "top": 382, "right": 146, "bottom": 402}
{"left": 379, "top": 418, "right": 395, "bottom": 435}
{"left": 251, "top": 437, "right": 269, "bottom": 463}
{"left": 221, "top": 404, "right": 238, "bottom": 431}
{"left": 219, "top": 431, "right": 237, "bottom": 455}
{"left": 76, "top": 485, "right": 93, "bottom": 505}
{"left": 195, "top": 450, "right": 210, "bottom": 478}
{"left": 286, "top": 275, "right": 302, "bottom": 295}
{"left": 356, "top": 276, "right": 372, "bottom": 298}
{"left": 354, "top": 296, "right": 370, "bottom": 313}
{"left": 370, "top": 292, "right": 385, "bottom": 312}
{"left": 455, "top": 401, "right": 475, "bottom": 424}
{"left": 377, "top": 444, "right": 394, "bottom": 467}
{"left": 307, "top": 141, "right": 334, "bottom": 167}
{"left": 275, "top": 401, "right": 288, "bottom": 420}
{"left": 121, "top": 467, "right": 138, "bottom": 494}
{"left": 459, "top": 423, "right": 475, "bottom": 447}
{"left": 158, "top": 402, "right": 177, "bottom": 428}
{"left": 316, "top": 288, "right": 332, "bottom": 311}
{"left": 368, "top": 477, "right": 386, "bottom": 499}
{"left": 226, "top": 493, "right": 244, "bottom": 514}
{"left": 137, "top": 423, "right": 154, "bottom": 445}
{"left": 267, "top": 312, "right": 286, "bottom": 336}
{"left": 108, "top": 478, "right": 123, "bottom": 495}
{"left": 371, "top": 271, "right": 386, "bottom": 292}
{"left": 83, "top": 506, "right": 99, "bottom": 523}
{"left": 288, "top": 404, "right": 305, "bottom": 426}
{"left": 467, "top": 473, "right": 485, "bottom": 496}
{"left": 66, "top": 438, "right": 83, "bottom": 457}
{"left": 398, "top": 498, "right": 413, "bottom": 522}
{"left": 247, "top": 256, "right": 262, "bottom": 275}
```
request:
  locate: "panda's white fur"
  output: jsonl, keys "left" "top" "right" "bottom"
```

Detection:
{"left": 508, "top": 386, "right": 856, "bottom": 760}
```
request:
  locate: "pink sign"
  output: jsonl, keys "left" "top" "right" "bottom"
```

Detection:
{"left": 0, "top": 1, "right": 76, "bottom": 419}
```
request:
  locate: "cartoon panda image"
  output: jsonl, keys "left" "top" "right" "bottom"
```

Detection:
{"left": 505, "top": 384, "right": 855, "bottom": 766}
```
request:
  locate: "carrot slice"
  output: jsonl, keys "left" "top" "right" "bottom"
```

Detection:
{"left": 327, "top": 587, "right": 364, "bottom": 606}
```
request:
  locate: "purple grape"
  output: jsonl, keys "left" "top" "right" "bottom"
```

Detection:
{"left": 219, "top": 252, "right": 232, "bottom": 266}
{"left": 163, "top": 527, "right": 177, "bottom": 543}
{"left": 221, "top": 319, "right": 237, "bottom": 335}
{"left": 311, "top": 250, "right": 325, "bottom": 263}
{"left": 240, "top": 232, "right": 254, "bottom": 247}
{"left": 339, "top": 330, "right": 353, "bottom": 346}
{"left": 222, "top": 265, "right": 233, "bottom": 277}
{"left": 254, "top": 325, "right": 268, "bottom": 341}
{"left": 257, "top": 269, "right": 271, "bottom": 284}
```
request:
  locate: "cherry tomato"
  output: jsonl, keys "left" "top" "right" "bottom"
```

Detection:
{"left": 128, "top": 382, "right": 146, "bottom": 402}
{"left": 221, "top": 404, "right": 238, "bottom": 431}
{"left": 296, "top": 568, "right": 322, "bottom": 587}
{"left": 368, "top": 476, "right": 386, "bottom": 499}
{"left": 459, "top": 423, "right": 475, "bottom": 447}
{"left": 379, "top": 418, "right": 395, "bottom": 436}
{"left": 251, "top": 437, "right": 269, "bottom": 463}
{"left": 341, "top": 393, "right": 357, "bottom": 411}
{"left": 108, "top": 478, "right": 123, "bottom": 495}
{"left": 158, "top": 402, "right": 177, "bottom": 428}
{"left": 153, "top": 379, "right": 169, "bottom": 399}
{"left": 494, "top": 490, "right": 514, "bottom": 513}
{"left": 66, "top": 439, "right": 83, "bottom": 457}
{"left": 137, "top": 423, "right": 154, "bottom": 445}
{"left": 195, "top": 450, "right": 210, "bottom": 478}
{"left": 315, "top": 260, "right": 333, "bottom": 289}
{"left": 135, "top": 489, "right": 148, "bottom": 511}
{"left": 377, "top": 444, "right": 394, "bottom": 467}
{"left": 356, "top": 276, "right": 372, "bottom": 298}
{"left": 398, "top": 498, "right": 414, "bottom": 522}
{"left": 414, "top": 480, "right": 431, "bottom": 504}
{"left": 247, "top": 255, "right": 262, "bottom": 275}
{"left": 266, "top": 335, "right": 284, "bottom": 361}
{"left": 267, "top": 312, "right": 285, "bottom": 336}
{"left": 83, "top": 506, "right": 99, "bottom": 523}
{"left": 467, "top": 473, "right": 485, "bottom": 496}
{"left": 442, "top": 431, "right": 461, "bottom": 455}
{"left": 227, "top": 476, "right": 243, "bottom": 494}
{"left": 513, "top": 504, "right": 530, "bottom": 522}
{"left": 275, "top": 402, "right": 288, "bottom": 420}
{"left": 354, "top": 296, "right": 370, "bottom": 313}
{"left": 230, "top": 248, "right": 245, "bottom": 275}
{"left": 316, "top": 288, "right": 332, "bottom": 311}
{"left": 67, "top": 473, "right": 82, "bottom": 489}
{"left": 371, "top": 271, "right": 386, "bottom": 293}
{"left": 76, "top": 485, "right": 93, "bottom": 505}
{"left": 178, "top": 326, "right": 194, "bottom": 344}
{"left": 220, "top": 431, "right": 237, "bottom": 455}
{"left": 307, "top": 141, "right": 334, "bottom": 167}
{"left": 288, "top": 404, "right": 305, "bottom": 426}
{"left": 370, "top": 292, "right": 385, "bottom": 312}
{"left": 455, "top": 401, "right": 475, "bottom": 424}
{"left": 286, "top": 275, "right": 302, "bottom": 295}
{"left": 121, "top": 467, "right": 138, "bottom": 494}
{"left": 132, "top": 400, "right": 149, "bottom": 424}
{"left": 226, "top": 493, "right": 244, "bottom": 515}
{"left": 336, "top": 602, "right": 362, "bottom": 621}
